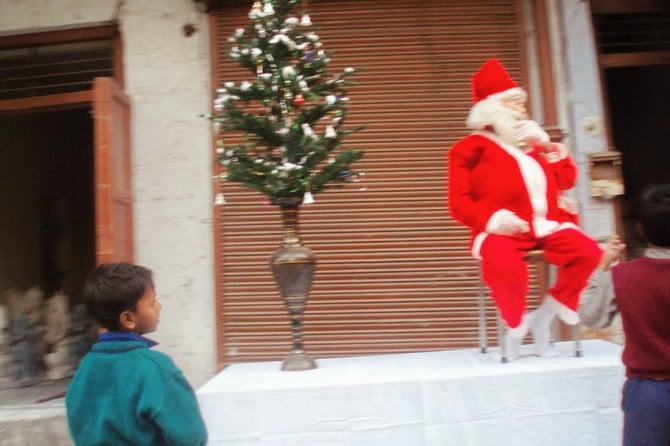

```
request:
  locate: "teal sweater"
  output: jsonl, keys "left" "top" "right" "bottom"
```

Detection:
{"left": 66, "top": 339, "right": 208, "bottom": 446}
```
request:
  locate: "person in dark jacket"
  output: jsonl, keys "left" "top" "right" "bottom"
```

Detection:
{"left": 66, "top": 262, "right": 208, "bottom": 446}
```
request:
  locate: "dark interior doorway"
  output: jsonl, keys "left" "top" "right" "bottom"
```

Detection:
{"left": 0, "top": 107, "right": 96, "bottom": 306}
{"left": 604, "top": 64, "right": 670, "bottom": 257}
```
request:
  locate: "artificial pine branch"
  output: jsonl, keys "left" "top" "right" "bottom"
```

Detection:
{"left": 212, "top": 0, "right": 364, "bottom": 204}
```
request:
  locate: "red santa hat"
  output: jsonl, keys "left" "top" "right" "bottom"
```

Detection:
{"left": 471, "top": 58, "right": 520, "bottom": 103}
{"left": 466, "top": 58, "right": 527, "bottom": 129}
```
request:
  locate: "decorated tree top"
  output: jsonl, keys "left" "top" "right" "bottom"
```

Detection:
{"left": 212, "top": 0, "right": 364, "bottom": 205}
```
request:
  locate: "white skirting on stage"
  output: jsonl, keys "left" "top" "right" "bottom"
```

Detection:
{"left": 197, "top": 339, "right": 624, "bottom": 446}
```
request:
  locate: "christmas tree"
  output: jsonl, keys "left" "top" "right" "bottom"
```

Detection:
{"left": 212, "top": 0, "right": 364, "bottom": 205}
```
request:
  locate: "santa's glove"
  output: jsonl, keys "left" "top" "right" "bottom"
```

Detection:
{"left": 514, "top": 120, "right": 550, "bottom": 146}
{"left": 540, "top": 142, "right": 569, "bottom": 163}
{"left": 485, "top": 210, "right": 530, "bottom": 236}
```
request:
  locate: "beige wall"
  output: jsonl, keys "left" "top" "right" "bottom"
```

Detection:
{"left": 0, "top": 0, "right": 218, "bottom": 387}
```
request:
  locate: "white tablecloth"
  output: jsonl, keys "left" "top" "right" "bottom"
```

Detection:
{"left": 197, "top": 340, "right": 624, "bottom": 445}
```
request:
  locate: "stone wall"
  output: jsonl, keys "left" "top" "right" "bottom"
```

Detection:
{"left": 0, "top": 0, "right": 218, "bottom": 387}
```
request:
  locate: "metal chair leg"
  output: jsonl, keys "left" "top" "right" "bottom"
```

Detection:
{"left": 573, "top": 323, "right": 582, "bottom": 357}
{"left": 477, "top": 251, "right": 583, "bottom": 362}
{"left": 479, "top": 262, "right": 507, "bottom": 362}
{"left": 497, "top": 314, "right": 507, "bottom": 363}
{"left": 478, "top": 266, "right": 488, "bottom": 354}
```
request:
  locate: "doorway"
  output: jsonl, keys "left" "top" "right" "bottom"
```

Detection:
{"left": 0, "top": 24, "right": 131, "bottom": 388}
{"left": 590, "top": 0, "right": 670, "bottom": 257}
{"left": 604, "top": 64, "right": 670, "bottom": 256}
{"left": 0, "top": 107, "right": 96, "bottom": 304}
{"left": 0, "top": 107, "right": 98, "bottom": 388}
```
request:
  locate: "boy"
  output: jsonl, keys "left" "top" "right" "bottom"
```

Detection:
{"left": 65, "top": 263, "right": 208, "bottom": 445}
{"left": 580, "top": 184, "right": 670, "bottom": 445}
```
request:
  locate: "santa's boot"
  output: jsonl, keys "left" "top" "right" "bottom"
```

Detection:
{"left": 529, "top": 299, "right": 559, "bottom": 357}
{"left": 501, "top": 316, "right": 530, "bottom": 362}
{"left": 503, "top": 329, "right": 523, "bottom": 362}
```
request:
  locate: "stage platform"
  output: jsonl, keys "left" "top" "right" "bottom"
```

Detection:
{"left": 197, "top": 339, "right": 625, "bottom": 446}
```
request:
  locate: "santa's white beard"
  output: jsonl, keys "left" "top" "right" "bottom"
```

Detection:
{"left": 466, "top": 97, "right": 527, "bottom": 145}
{"left": 492, "top": 112, "right": 525, "bottom": 145}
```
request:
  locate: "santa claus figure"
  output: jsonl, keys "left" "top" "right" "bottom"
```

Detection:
{"left": 448, "top": 58, "right": 602, "bottom": 360}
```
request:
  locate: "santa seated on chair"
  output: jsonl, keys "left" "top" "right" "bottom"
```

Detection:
{"left": 447, "top": 58, "right": 602, "bottom": 360}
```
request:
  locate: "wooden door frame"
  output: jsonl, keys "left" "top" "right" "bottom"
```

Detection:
{"left": 0, "top": 22, "right": 124, "bottom": 88}
{"left": 91, "top": 77, "right": 133, "bottom": 263}
{"left": 0, "top": 24, "right": 132, "bottom": 263}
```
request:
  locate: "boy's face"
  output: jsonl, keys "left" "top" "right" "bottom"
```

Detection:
{"left": 120, "top": 285, "right": 162, "bottom": 335}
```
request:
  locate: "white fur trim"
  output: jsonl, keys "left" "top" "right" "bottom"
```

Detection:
{"left": 487, "top": 87, "right": 527, "bottom": 103}
{"left": 480, "top": 132, "right": 550, "bottom": 227}
{"left": 485, "top": 209, "right": 514, "bottom": 233}
{"left": 533, "top": 219, "right": 560, "bottom": 238}
{"left": 556, "top": 222, "right": 580, "bottom": 232}
{"left": 505, "top": 313, "right": 530, "bottom": 337}
{"left": 533, "top": 221, "right": 581, "bottom": 239}
{"left": 544, "top": 294, "right": 580, "bottom": 325}
{"left": 471, "top": 232, "right": 488, "bottom": 260}
{"left": 466, "top": 87, "right": 527, "bottom": 129}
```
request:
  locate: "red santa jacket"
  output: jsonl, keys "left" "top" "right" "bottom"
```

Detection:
{"left": 447, "top": 132, "right": 577, "bottom": 242}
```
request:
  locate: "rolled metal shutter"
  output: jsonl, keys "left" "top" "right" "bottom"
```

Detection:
{"left": 212, "top": 0, "right": 526, "bottom": 365}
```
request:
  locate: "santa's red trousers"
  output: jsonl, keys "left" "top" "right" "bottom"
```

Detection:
{"left": 478, "top": 227, "right": 602, "bottom": 329}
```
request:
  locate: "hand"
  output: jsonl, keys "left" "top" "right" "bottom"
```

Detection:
{"left": 599, "top": 236, "right": 625, "bottom": 270}
{"left": 486, "top": 210, "right": 531, "bottom": 236}
{"left": 514, "top": 120, "right": 550, "bottom": 146}
{"left": 540, "top": 142, "right": 569, "bottom": 163}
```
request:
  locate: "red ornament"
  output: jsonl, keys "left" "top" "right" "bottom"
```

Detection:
{"left": 294, "top": 95, "right": 305, "bottom": 106}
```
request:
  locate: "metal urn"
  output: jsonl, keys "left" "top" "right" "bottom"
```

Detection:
{"left": 271, "top": 197, "right": 317, "bottom": 371}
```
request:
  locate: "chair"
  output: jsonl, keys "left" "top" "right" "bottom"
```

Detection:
{"left": 478, "top": 249, "right": 582, "bottom": 362}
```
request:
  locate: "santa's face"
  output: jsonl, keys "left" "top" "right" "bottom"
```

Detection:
{"left": 500, "top": 94, "right": 528, "bottom": 120}
{"left": 465, "top": 89, "right": 531, "bottom": 146}
{"left": 491, "top": 97, "right": 528, "bottom": 145}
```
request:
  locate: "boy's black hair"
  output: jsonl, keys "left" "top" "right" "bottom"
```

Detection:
{"left": 83, "top": 262, "right": 154, "bottom": 331}
{"left": 639, "top": 184, "right": 670, "bottom": 248}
